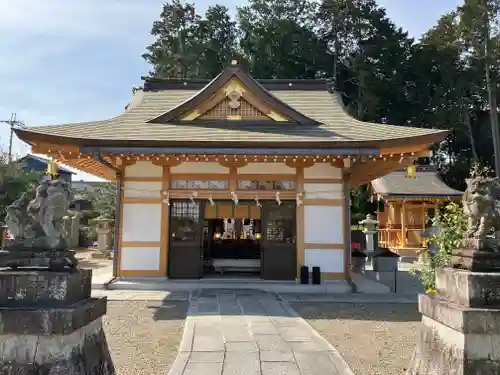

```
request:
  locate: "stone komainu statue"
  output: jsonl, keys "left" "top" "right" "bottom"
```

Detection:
{"left": 2, "top": 178, "right": 77, "bottom": 270}
{"left": 462, "top": 175, "right": 500, "bottom": 248}
{"left": 5, "top": 178, "right": 73, "bottom": 250}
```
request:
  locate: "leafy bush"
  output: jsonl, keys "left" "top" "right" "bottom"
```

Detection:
{"left": 79, "top": 183, "right": 116, "bottom": 228}
{"left": 410, "top": 202, "right": 467, "bottom": 291}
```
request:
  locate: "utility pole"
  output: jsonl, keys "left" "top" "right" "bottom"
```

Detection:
{"left": 1, "top": 113, "right": 26, "bottom": 163}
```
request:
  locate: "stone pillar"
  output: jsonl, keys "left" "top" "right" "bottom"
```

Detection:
{"left": 408, "top": 265, "right": 500, "bottom": 374}
{"left": 93, "top": 218, "right": 113, "bottom": 259}
{"left": 70, "top": 212, "right": 82, "bottom": 248}
{"left": 62, "top": 215, "right": 72, "bottom": 245}
{"left": 0, "top": 269, "right": 115, "bottom": 373}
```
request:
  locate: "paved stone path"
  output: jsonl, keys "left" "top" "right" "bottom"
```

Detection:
{"left": 167, "top": 289, "right": 354, "bottom": 375}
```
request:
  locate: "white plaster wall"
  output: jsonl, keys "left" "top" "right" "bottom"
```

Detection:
{"left": 304, "top": 183, "right": 343, "bottom": 200}
{"left": 122, "top": 204, "right": 162, "bottom": 242}
{"left": 237, "top": 163, "right": 295, "bottom": 175}
{"left": 171, "top": 162, "right": 229, "bottom": 174}
{"left": 304, "top": 163, "right": 342, "bottom": 179}
{"left": 304, "top": 249, "right": 344, "bottom": 273}
{"left": 120, "top": 247, "right": 160, "bottom": 270}
{"left": 125, "top": 161, "right": 162, "bottom": 178}
{"left": 123, "top": 181, "right": 162, "bottom": 198}
{"left": 304, "top": 205, "right": 344, "bottom": 244}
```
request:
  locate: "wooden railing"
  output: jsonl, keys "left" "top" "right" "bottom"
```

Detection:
{"left": 378, "top": 227, "right": 427, "bottom": 253}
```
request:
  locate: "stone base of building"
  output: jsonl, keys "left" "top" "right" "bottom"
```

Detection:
{"left": 0, "top": 269, "right": 115, "bottom": 374}
{"left": 407, "top": 268, "right": 500, "bottom": 375}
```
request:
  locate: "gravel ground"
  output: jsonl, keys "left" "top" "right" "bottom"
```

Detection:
{"left": 103, "top": 300, "right": 188, "bottom": 375}
{"left": 291, "top": 302, "right": 421, "bottom": 375}
{"left": 75, "top": 248, "right": 113, "bottom": 269}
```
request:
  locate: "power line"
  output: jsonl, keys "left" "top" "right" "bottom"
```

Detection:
{"left": 0, "top": 113, "right": 26, "bottom": 163}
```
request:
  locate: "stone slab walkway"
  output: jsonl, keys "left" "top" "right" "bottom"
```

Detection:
{"left": 167, "top": 289, "right": 354, "bottom": 375}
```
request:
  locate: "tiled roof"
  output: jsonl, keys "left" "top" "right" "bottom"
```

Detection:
{"left": 15, "top": 66, "right": 449, "bottom": 147}
{"left": 371, "top": 166, "right": 463, "bottom": 198}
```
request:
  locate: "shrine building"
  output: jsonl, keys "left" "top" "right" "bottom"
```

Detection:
{"left": 371, "top": 165, "right": 462, "bottom": 258}
{"left": 14, "top": 62, "right": 449, "bottom": 282}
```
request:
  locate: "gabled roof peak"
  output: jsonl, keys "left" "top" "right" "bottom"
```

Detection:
{"left": 147, "top": 63, "right": 322, "bottom": 125}
{"left": 142, "top": 69, "right": 333, "bottom": 92}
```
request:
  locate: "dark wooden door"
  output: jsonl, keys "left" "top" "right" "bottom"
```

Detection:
{"left": 261, "top": 201, "right": 297, "bottom": 280}
{"left": 168, "top": 200, "right": 204, "bottom": 279}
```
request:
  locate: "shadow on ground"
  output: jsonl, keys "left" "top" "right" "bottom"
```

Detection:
{"left": 292, "top": 301, "right": 421, "bottom": 322}
{"left": 149, "top": 291, "right": 190, "bottom": 321}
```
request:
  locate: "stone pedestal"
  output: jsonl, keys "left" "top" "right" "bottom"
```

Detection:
{"left": 0, "top": 269, "right": 115, "bottom": 374}
{"left": 407, "top": 267, "right": 500, "bottom": 374}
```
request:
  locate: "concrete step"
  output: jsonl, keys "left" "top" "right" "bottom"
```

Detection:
{"left": 108, "top": 278, "right": 353, "bottom": 294}
{"left": 350, "top": 273, "right": 391, "bottom": 294}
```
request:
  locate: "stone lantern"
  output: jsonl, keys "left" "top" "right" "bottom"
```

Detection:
{"left": 93, "top": 217, "right": 113, "bottom": 258}
{"left": 359, "top": 213, "right": 379, "bottom": 257}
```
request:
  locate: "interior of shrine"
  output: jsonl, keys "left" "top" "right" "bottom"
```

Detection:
{"left": 169, "top": 200, "right": 296, "bottom": 278}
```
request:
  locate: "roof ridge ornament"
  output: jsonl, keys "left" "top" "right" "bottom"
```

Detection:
{"left": 147, "top": 63, "right": 320, "bottom": 125}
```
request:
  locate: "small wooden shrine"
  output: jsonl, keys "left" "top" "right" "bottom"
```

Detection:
{"left": 370, "top": 165, "right": 462, "bottom": 256}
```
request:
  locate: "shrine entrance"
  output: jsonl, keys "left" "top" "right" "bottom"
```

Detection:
{"left": 167, "top": 200, "right": 296, "bottom": 280}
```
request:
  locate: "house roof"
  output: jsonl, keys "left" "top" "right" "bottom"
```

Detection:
{"left": 19, "top": 154, "right": 75, "bottom": 174}
{"left": 371, "top": 165, "right": 463, "bottom": 199}
{"left": 14, "top": 63, "right": 449, "bottom": 150}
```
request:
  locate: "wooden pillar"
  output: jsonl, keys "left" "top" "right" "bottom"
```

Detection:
{"left": 159, "top": 166, "right": 170, "bottom": 276}
{"left": 115, "top": 180, "right": 125, "bottom": 277}
{"left": 296, "top": 166, "right": 305, "bottom": 278}
{"left": 229, "top": 166, "right": 237, "bottom": 191}
{"left": 401, "top": 200, "right": 406, "bottom": 248}
{"left": 421, "top": 202, "right": 426, "bottom": 229}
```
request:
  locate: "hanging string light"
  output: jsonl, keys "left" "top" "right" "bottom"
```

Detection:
{"left": 231, "top": 191, "right": 239, "bottom": 205}
{"left": 254, "top": 196, "right": 262, "bottom": 207}
{"left": 190, "top": 191, "right": 198, "bottom": 204}
{"left": 276, "top": 191, "right": 281, "bottom": 206}
{"left": 162, "top": 191, "right": 170, "bottom": 206}
{"left": 296, "top": 192, "right": 303, "bottom": 207}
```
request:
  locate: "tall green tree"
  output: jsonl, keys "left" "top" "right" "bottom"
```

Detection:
{"left": 237, "top": 0, "right": 331, "bottom": 78}
{"left": 459, "top": 0, "right": 500, "bottom": 174}
{"left": 318, "top": 0, "right": 413, "bottom": 122}
{"left": 143, "top": 1, "right": 239, "bottom": 78}
{"left": 195, "top": 5, "right": 240, "bottom": 77}
{"left": 0, "top": 152, "right": 39, "bottom": 222}
{"left": 143, "top": 0, "right": 200, "bottom": 78}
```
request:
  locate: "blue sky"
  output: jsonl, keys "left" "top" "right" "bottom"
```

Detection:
{"left": 0, "top": 0, "right": 462, "bottom": 181}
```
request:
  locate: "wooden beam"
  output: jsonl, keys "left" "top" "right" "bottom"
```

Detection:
{"left": 219, "top": 160, "right": 248, "bottom": 168}
{"left": 379, "top": 143, "right": 430, "bottom": 155}
{"left": 285, "top": 159, "right": 315, "bottom": 168}
{"left": 348, "top": 155, "right": 419, "bottom": 188}
{"left": 31, "top": 142, "right": 80, "bottom": 154}
{"left": 152, "top": 159, "right": 183, "bottom": 167}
